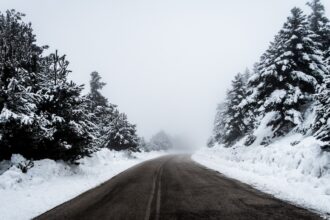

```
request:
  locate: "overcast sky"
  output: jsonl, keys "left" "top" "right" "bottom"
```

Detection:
{"left": 0, "top": 0, "right": 329, "bottom": 148}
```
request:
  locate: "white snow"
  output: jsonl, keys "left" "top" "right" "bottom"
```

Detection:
{"left": 251, "top": 112, "right": 278, "bottom": 146}
{"left": 264, "top": 89, "right": 286, "bottom": 106}
{"left": 193, "top": 134, "right": 330, "bottom": 218}
{"left": 0, "top": 149, "right": 166, "bottom": 220}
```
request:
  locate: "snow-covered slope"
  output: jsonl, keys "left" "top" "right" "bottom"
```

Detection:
{"left": 0, "top": 149, "right": 166, "bottom": 220}
{"left": 193, "top": 134, "right": 330, "bottom": 217}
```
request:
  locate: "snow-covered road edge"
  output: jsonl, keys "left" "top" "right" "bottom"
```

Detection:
{"left": 0, "top": 149, "right": 166, "bottom": 220}
{"left": 192, "top": 135, "right": 330, "bottom": 218}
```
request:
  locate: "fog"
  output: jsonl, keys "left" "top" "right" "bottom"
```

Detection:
{"left": 1, "top": 0, "right": 329, "bottom": 148}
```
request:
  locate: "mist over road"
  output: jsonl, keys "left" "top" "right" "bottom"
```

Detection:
{"left": 36, "top": 155, "right": 320, "bottom": 220}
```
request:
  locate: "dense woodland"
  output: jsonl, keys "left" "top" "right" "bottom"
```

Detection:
{"left": 0, "top": 10, "right": 140, "bottom": 162}
{"left": 210, "top": 0, "right": 330, "bottom": 150}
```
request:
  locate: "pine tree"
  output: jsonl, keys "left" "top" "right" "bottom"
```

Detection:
{"left": 105, "top": 112, "right": 139, "bottom": 151}
{"left": 212, "top": 103, "right": 227, "bottom": 145}
{"left": 86, "top": 71, "right": 116, "bottom": 148}
{"left": 248, "top": 7, "right": 328, "bottom": 139}
{"left": 0, "top": 10, "right": 46, "bottom": 159}
{"left": 313, "top": 75, "right": 330, "bottom": 151}
{"left": 213, "top": 73, "right": 250, "bottom": 146}
{"left": 307, "top": 0, "right": 330, "bottom": 54}
{"left": 148, "top": 131, "right": 173, "bottom": 151}
{"left": 138, "top": 137, "right": 148, "bottom": 151}
{"left": 326, "top": 49, "right": 330, "bottom": 67}
{"left": 88, "top": 71, "right": 108, "bottom": 112}
{"left": 36, "top": 51, "right": 95, "bottom": 161}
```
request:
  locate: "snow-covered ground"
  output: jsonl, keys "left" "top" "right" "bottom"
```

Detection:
{"left": 0, "top": 149, "right": 166, "bottom": 220}
{"left": 193, "top": 134, "right": 330, "bottom": 218}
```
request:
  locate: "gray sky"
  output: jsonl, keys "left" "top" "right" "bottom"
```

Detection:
{"left": 1, "top": 0, "right": 329, "bottom": 148}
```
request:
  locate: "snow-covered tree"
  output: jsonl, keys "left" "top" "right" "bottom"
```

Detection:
{"left": 326, "top": 48, "right": 330, "bottom": 67}
{"left": 212, "top": 103, "right": 228, "bottom": 145}
{"left": 138, "top": 137, "right": 148, "bottom": 151}
{"left": 248, "top": 7, "right": 328, "bottom": 139}
{"left": 212, "top": 72, "right": 254, "bottom": 147}
{"left": 148, "top": 131, "right": 173, "bottom": 151}
{"left": 307, "top": 0, "right": 330, "bottom": 54}
{"left": 88, "top": 71, "right": 108, "bottom": 112}
{"left": 105, "top": 112, "right": 139, "bottom": 151}
{"left": 0, "top": 10, "right": 46, "bottom": 159}
{"left": 36, "top": 51, "right": 96, "bottom": 161}
{"left": 313, "top": 76, "right": 330, "bottom": 151}
{"left": 214, "top": 73, "right": 250, "bottom": 146}
{"left": 85, "top": 71, "right": 116, "bottom": 148}
{"left": 85, "top": 71, "right": 139, "bottom": 151}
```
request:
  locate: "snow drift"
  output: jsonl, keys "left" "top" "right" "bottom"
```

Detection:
{"left": 193, "top": 134, "right": 330, "bottom": 217}
{"left": 0, "top": 149, "right": 165, "bottom": 220}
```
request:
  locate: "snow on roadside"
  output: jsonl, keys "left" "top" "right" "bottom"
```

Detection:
{"left": 192, "top": 134, "right": 330, "bottom": 217}
{"left": 0, "top": 149, "right": 166, "bottom": 220}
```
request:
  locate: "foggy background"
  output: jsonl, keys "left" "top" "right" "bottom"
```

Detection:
{"left": 0, "top": 0, "right": 329, "bottom": 148}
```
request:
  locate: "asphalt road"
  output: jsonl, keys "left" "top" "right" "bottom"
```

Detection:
{"left": 35, "top": 155, "right": 321, "bottom": 220}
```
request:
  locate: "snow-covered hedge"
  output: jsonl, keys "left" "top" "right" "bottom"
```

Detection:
{"left": 193, "top": 134, "right": 330, "bottom": 216}
{"left": 0, "top": 149, "right": 165, "bottom": 220}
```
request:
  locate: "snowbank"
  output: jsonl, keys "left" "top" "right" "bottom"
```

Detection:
{"left": 192, "top": 134, "right": 330, "bottom": 217}
{"left": 0, "top": 149, "right": 166, "bottom": 220}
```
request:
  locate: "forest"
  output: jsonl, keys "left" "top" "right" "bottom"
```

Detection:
{"left": 210, "top": 0, "right": 330, "bottom": 151}
{"left": 0, "top": 10, "right": 140, "bottom": 162}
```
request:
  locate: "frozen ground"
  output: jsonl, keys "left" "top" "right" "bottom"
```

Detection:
{"left": 0, "top": 149, "right": 166, "bottom": 220}
{"left": 193, "top": 134, "right": 330, "bottom": 218}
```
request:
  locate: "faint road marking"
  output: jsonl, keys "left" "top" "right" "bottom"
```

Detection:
{"left": 155, "top": 166, "right": 163, "bottom": 220}
{"left": 144, "top": 164, "right": 163, "bottom": 220}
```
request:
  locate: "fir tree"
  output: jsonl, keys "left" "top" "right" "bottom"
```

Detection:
{"left": 105, "top": 112, "right": 139, "bottom": 151}
{"left": 86, "top": 71, "right": 116, "bottom": 148}
{"left": 213, "top": 73, "right": 250, "bottom": 146}
{"left": 313, "top": 75, "right": 330, "bottom": 151}
{"left": 0, "top": 10, "right": 46, "bottom": 159}
{"left": 212, "top": 102, "right": 227, "bottom": 145}
{"left": 88, "top": 71, "right": 108, "bottom": 111}
{"left": 248, "top": 7, "right": 328, "bottom": 138}
{"left": 36, "top": 51, "right": 95, "bottom": 161}
{"left": 138, "top": 137, "right": 148, "bottom": 151}
{"left": 148, "top": 131, "right": 173, "bottom": 151}
{"left": 307, "top": 0, "right": 330, "bottom": 54}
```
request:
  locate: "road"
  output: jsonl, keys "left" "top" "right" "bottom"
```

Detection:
{"left": 35, "top": 155, "right": 321, "bottom": 220}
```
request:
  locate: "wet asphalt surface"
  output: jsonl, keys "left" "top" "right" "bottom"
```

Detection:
{"left": 35, "top": 155, "right": 321, "bottom": 220}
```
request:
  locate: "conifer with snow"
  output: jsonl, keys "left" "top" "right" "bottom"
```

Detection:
{"left": 86, "top": 71, "right": 117, "bottom": 148}
{"left": 248, "top": 7, "right": 328, "bottom": 139}
{"left": 213, "top": 73, "right": 250, "bottom": 146}
{"left": 147, "top": 131, "right": 173, "bottom": 151}
{"left": 307, "top": 0, "right": 330, "bottom": 54}
{"left": 105, "top": 112, "right": 139, "bottom": 151}
{"left": 85, "top": 71, "right": 139, "bottom": 151}
{"left": 0, "top": 10, "right": 45, "bottom": 159}
{"left": 313, "top": 75, "right": 330, "bottom": 151}
{"left": 212, "top": 103, "right": 227, "bottom": 145}
{"left": 35, "top": 51, "right": 96, "bottom": 161}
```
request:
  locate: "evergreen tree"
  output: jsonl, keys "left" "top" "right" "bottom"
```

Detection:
{"left": 88, "top": 71, "right": 108, "bottom": 111}
{"left": 313, "top": 75, "right": 330, "bottom": 151}
{"left": 148, "top": 131, "right": 173, "bottom": 151}
{"left": 85, "top": 72, "right": 139, "bottom": 151}
{"left": 326, "top": 49, "right": 330, "bottom": 67}
{"left": 248, "top": 7, "right": 328, "bottom": 138}
{"left": 213, "top": 73, "right": 250, "bottom": 146}
{"left": 307, "top": 0, "right": 330, "bottom": 54}
{"left": 0, "top": 10, "right": 46, "bottom": 159}
{"left": 212, "top": 102, "right": 227, "bottom": 145}
{"left": 36, "top": 51, "right": 95, "bottom": 161}
{"left": 86, "top": 71, "right": 116, "bottom": 148}
{"left": 105, "top": 112, "right": 139, "bottom": 151}
{"left": 138, "top": 137, "right": 148, "bottom": 151}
